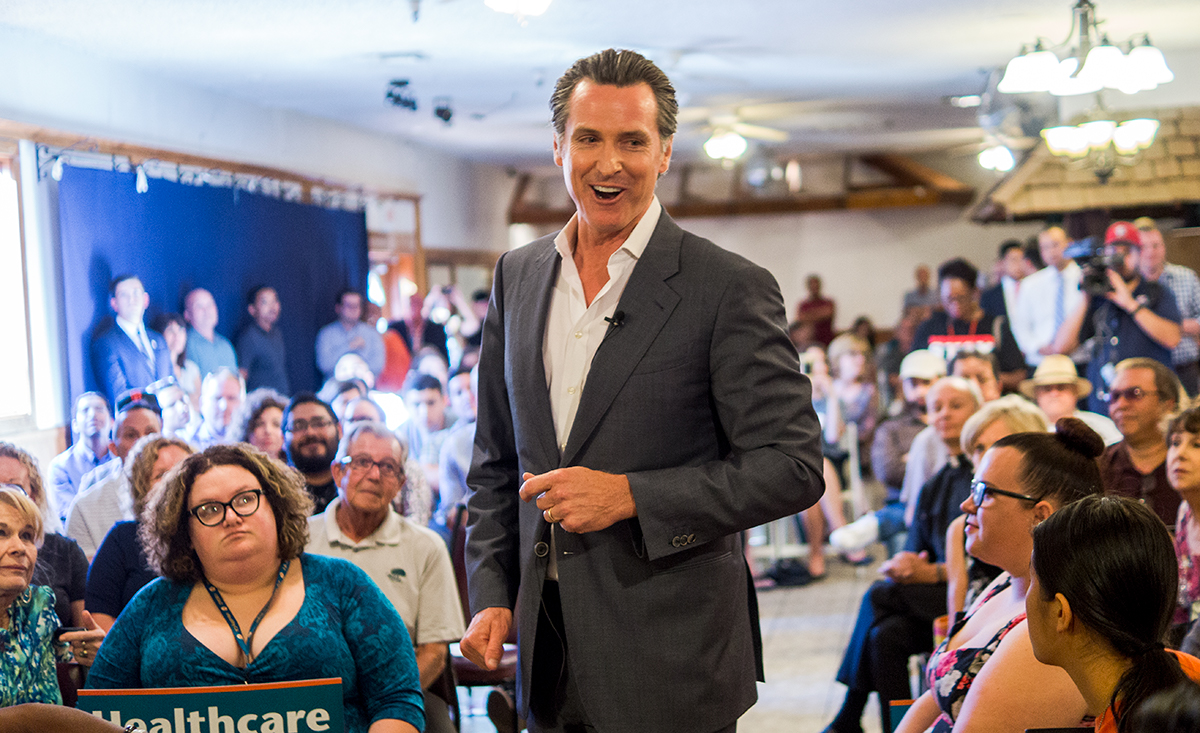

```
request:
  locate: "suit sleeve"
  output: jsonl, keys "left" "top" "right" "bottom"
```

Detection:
{"left": 625, "top": 263, "right": 825, "bottom": 561}
{"left": 91, "top": 335, "right": 128, "bottom": 405}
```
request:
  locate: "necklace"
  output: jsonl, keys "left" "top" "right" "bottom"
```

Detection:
{"left": 203, "top": 559, "right": 290, "bottom": 673}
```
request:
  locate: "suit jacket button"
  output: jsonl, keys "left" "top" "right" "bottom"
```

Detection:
{"left": 671, "top": 536, "right": 681, "bottom": 547}
{"left": 534, "top": 542, "right": 549, "bottom": 557}
{"left": 688, "top": 533, "right": 696, "bottom": 544}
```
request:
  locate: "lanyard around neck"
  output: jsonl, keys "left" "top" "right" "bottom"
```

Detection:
{"left": 203, "top": 559, "right": 290, "bottom": 670}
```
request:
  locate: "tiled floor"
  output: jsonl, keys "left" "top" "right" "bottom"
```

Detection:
{"left": 456, "top": 548, "right": 886, "bottom": 733}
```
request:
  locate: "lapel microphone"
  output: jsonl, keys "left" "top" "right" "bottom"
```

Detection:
{"left": 604, "top": 311, "right": 625, "bottom": 328}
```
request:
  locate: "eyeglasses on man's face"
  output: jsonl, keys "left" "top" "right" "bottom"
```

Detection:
{"left": 285, "top": 417, "right": 334, "bottom": 434}
{"left": 339, "top": 454, "right": 402, "bottom": 480}
{"left": 189, "top": 489, "right": 263, "bottom": 527}
{"left": 969, "top": 480, "right": 1036, "bottom": 507}
{"left": 1108, "top": 386, "right": 1161, "bottom": 404}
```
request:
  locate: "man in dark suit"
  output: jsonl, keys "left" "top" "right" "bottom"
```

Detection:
{"left": 462, "top": 49, "right": 824, "bottom": 733}
{"left": 979, "top": 239, "right": 1029, "bottom": 323}
{"left": 90, "top": 274, "right": 172, "bottom": 405}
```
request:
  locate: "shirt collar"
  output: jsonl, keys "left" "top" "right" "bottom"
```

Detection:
{"left": 115, "top": 316, "right": 144, "bottom": 338}
{"left": 553, "top": 196, "right": 662, "bottom": 264}
{"left": 321, "top": 496, "right": 403, "bottom": 548}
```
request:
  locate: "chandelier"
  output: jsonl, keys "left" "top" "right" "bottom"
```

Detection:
{"left": 1040, "top": 115, "right": 1159, "bottom": 183}
{"left": 997, "top": 0, "right": 1173, "bottom": 96}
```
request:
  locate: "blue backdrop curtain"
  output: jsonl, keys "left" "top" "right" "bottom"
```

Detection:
{"left": 58, "top": 165, "right": 369, "bottom": 405}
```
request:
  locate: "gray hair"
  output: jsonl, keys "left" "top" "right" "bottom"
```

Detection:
{"left": 335, "top": 421, "right": 408, "bottom": 469}
{"left": 926, "top": 376, "right": 984, "bottom": 413}
{"left": 550, "top": 48, "right": 678, "bottom": 143}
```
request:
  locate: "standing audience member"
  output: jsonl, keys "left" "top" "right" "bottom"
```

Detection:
{"left": 0, "top": 443, "right": 88, "bottom": 628}
{"left": 188, "top": 367, "right": 245, "bottom": 448}
{"left": 1027, "top": 495, "right": 1200, "bottom": 733}
{"left": 316, "top": 290, "right": 384, "bottom": 380}
{"left": 154, "top": 313, "right": 203, "bottom": 412}
{"left": 85, "top": 435, "right": 193, "bottom": 630}
{"left": 797, "top": 274, "right": 837, "bottom": 347}
{"left": 1100, "top": 357, "right": 1184, "bottom": 526}
{"left": 91, "top": 274, "right": 172, "bottom": 405}
{"left": 1167, "top": 405, "right": 1200, "bottom": 631}
{"left": 980, "top": 239, "right": 1030, "bottom": 322}
{"left": 282, "top": 393, "right": 342, "bottom": 514}
{"left": 48, "top": 392, "right": 115, "bottom": 522}
{"left": 1012, "top": 227, "right": 1083, "bottom": 369}
{"left": 1054, "top": 221, "right": 1181, "bottom": 414}
{"left": 182, "top": 288, "right": 238, "bottom": 377}
{"left": 234, "top": 388, "right": 289, "bottom": 461}
{"left": 1018, "top": 354, "right": 1120, "bottom": 445}
{"left": 903, "top": 264, "right": 939, "bottom": 322}
{"left": 1136, "top": 217, "right": 1200, "bottom": 396}
{"left": 307, "top": 421, "right": 465, "bottom": 733}
{"left": 66, "top": 391, "right": 163, "bottom": 561}
{"left": 402, "top": 372, "right": 450, "bottom": 499}
{"left": 236, "top": 285, "right": 290, "bottom": 394}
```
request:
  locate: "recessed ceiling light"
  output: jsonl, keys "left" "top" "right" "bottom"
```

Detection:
{"left": 949, "top": 95, "right": 982, "bottom": 108}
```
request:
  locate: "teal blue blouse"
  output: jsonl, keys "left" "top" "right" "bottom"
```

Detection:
{"left": 0, "top": 584, "right": 67, "bottom": 706}
{"left": 86, "top": 553, "right": 424, "bottom": 732}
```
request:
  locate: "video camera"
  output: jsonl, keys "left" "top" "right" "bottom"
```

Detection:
{"left": 1064, "top": 235, "right": 1121, "bottom": 296}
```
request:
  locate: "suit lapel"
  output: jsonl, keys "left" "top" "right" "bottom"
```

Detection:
{"left": 561, "top": 215, "right": 683, "bottom": 466}
{"left": 512, "top": 241, "right": 563, "bottom": 468}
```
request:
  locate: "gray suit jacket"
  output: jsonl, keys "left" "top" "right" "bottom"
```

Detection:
{"left": 466, "top": 212, "right": 823, "bottom": 732}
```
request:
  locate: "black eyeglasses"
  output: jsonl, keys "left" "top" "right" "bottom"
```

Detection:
{"left": 286, "top": 417, "right": 334, "bottom": 433}
{"left": 1108, "top": 387, "right": 1162, "bottom": 404}
{"left": 189, "top": 489, "right": 263, "bottom": 527}
{"left": 338, "top": 455, "right": 403, "bottom": 480}
{"left": 970, "top": 480, "right": 1037, "bottom": 507}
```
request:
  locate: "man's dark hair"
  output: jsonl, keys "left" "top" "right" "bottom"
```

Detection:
{"left": 949, "top": 349, "right": 999, "bottom": 381}
{"left": 550, "top": 48, "right": 678, "bottom": 143}
{"left": 937, "top": 257, "right": 979, "bottom": 289}
{"left": 450, "top": 363, "right": 473, "bottom": 380}
{"left": 73, "top": 391, "right": 111, "bottom": 416}
{"left": 998, "top": 239, "right": 1023, "bottom": 258}
{"left": 246, "top": 285, "right": 275, "bottom": 307}
{"left": 282, "top": 392, "right": 337, "bottom": 429}
{"left": 336, "top": 289, "right": 361, "bottom": 307}
{"left": 1023, "top": 239, "right": 1045, "bottom": 270}
{"left": 109, "top": 274, "right": 141, "bottom": 297}
{"left": 404, "top": 372, "right": 444, "bottom": 396}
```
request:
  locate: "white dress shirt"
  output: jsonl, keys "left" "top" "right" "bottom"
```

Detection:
{"left": 540, "top": 196, "right": 662, "bottom": 578}
{"left": 1012, "top": 261, "right": 1085, "bottom": 366}
{"left": 116, "top": 315, "right": 155, "bottom": 363}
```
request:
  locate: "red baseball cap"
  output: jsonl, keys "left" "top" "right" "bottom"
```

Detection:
{"left": 1105, "top": 221, "right": 1141, "bottom": 247}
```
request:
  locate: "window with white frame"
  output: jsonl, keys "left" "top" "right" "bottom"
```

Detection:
{"left": 0, "top": 158, "right": 33, "bottom": 423}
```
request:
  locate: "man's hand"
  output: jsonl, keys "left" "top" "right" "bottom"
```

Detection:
{"left": 1104, "top": 269, "right": 1140, "bottom": 313}
{"left": 519, "top": 467, "right": 636, "bottom": 534}
{"left": 879, "top": 550, "right": 940, "bottom": 585}
{"left": 460, "top": 607, "right": 513, "bottom": 670}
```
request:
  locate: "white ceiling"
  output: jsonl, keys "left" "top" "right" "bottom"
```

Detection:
{"left": 3, "top": 0, "right": 1200, "bottom": 166}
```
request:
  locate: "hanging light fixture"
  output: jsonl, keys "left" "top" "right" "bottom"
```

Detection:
{"left": 998, "top": 1, "right": 1173, "bottom": 97}
{"left": 1041, "top": 115, "right": 1159, "bottom": 182}
{"left": 978, "top": 145, "right": 1016, "bottom": 172}
{"left": 703, "top": 130, "right": 748, "bottom": 161}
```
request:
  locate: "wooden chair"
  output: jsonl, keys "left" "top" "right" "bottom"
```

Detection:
{"left": 56, "top": 661, "right": 86, "bottom": 707}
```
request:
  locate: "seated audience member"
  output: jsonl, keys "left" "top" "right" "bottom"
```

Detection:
{"left": 1011, "top": 227, "right": 1083, "bottom": 370}
{"left": 91, "top": 274, "right": 173, "bottom": 405}
{"left": 1101, "top": 357, "right": 1184, "bottom": 525}
{"left": 283, "top": 393, "right": 342, "bottom": 514}
{"left": 980, "top": 239, "right": 1030, "bottom": 322}
{"left": 403, "top": 372, "right": 450, "bottom": 496}
{"left": 84, "top": 444, "right": 425, "bottom": 733}
{"left": 1138, "top": 217, "right": 1200, "bottom": 396}
{"left": 0, "top": 442, "right": 88, "bottom": 628}
{"left": 321, "top": 377, "right": 369, "bottom": 417}
{"left": 307, "top": 421, "right": 465, "bottom": 733}
{"left": 797, "top": 274, "right": 837, "bottom": 347}
{"left": 48, "top": 391, "right": 115, "bottom": 521}
{"left": 154, "top": 312, "right": 203, "bottom": 412}
{"left": 823, "top": 377, "right": 981, "bottom": 733}
{"left": 829, "top": 334, "right": 880, "bottom": 458}
{"left": 0, "top": 487, "right": 104, "bottom": 706}
{"left": 339, "top": 396, "right": 433, "bottom": 528}
{"left": 949, "top": 349, "right": 1002, "bottom": 403}
{"left": 894, "top": 420, "right": 1104, "bottom": 733}
{"left": 1027, "top": 495, "right": 1200, "bottom": 733}
{"left": 1129, "top": 682, "right": 1200, "bottom": 733}
{"left": 1018, "top": 354, "right": 1121, "bottom": 445}
{"left": 1054, "top": 221, "right": 1182, "bottom": 414}
{"left": 66, "top": 391, "right": 163, "bottom": 561}
{"left": 188, "top": 367, "right": 246, "bottom": 447}
{"left": 182, "top": 287, "right": 238, "bottom": 378}
{"left": 234, "top": 388, "right": 288, "bottom": 462}
{"left": 435, "top": 366, "right": 478, "bottom": 531}
{"left": 413, "top": 347, "right": 451, "bottom": 389}
{"left": 912, "top": 257, "right": 1027, "bottom": 393}
{"left": 316, "top": 289, "right": 384, "bottom": 380}
{"left": 236, "top": 285, "right": 290, "bottom": 394}
{"left": 147, "top": 376, "right": 196, "bottom": 439}
{"left": 86, "top": 435, "right": 193, "bottom": 630}
{"left": 1167, "top": 405, "right": 1200, "bottom": 629}
{"left": 851, "top": 316, "right": 877, "bottom": 351}
{"left": 788, "top": 320, "right": 820, "bottom": 354}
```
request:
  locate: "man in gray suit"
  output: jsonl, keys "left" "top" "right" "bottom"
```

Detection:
{"left": 462, "top": 49, "right": 824, "bottom": 733}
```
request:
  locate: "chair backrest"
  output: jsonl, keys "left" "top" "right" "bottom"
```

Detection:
{"left": 450, "top": 503, "right": 517, "bottom": 645}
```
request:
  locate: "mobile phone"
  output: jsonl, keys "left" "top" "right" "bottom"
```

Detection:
{"left": 53, "top": 626, "right": 85, "bottom": 640}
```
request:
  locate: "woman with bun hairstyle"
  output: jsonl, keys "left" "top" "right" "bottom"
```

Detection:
{"left": 1027, "top": 495, "right": 1200, "bottom": 732}
{"left": 895, "top": 418, "right": 1105, "bottom": 733}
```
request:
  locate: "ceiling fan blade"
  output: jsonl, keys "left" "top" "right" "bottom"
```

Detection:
{"left": 731, "top": 122, "right": 788, "bottom": 142}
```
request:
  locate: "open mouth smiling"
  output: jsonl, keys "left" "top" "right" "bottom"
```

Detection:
{"left": 591, "top": 185, "right": 623, "bottom": 200}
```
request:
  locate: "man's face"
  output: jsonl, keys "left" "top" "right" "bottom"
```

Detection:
{"left": 336, "top": 294, "right": 362, "bottom": 325}
{"left": 333, "top": 433, "right": 405, "bottom": 518}
{"left": 110, "top": 278, "right": 148, "bottom": 323}
{"left": 156, "top": 385, "right": 191, "bottom": 435}
{"left": 405, "top": 388, "right": 446, "bottom": 433}
{"left": 953, "top": 356, "right": 1001, "bottom": 402}
{"left": 112, "top": 408, "right": 163, "bottom": 459}
{"left": 901, "top": 377, "right": 933, "bottom": 411}
{"left": 1033, "top": 382, "right": 1079, "bottom": 423}
{"left": 184, "top": 289, "right": 219, "bottom": 333}
{"left": 915, "top": 266, "right": 930, "bottom": 289}
{"left": 249, "top": 288, "right": 281, "bottom": 328}
{"left": 553, "top": 80, "right": 671, "bottom": 243}
{"left": 1039, "top": 229, "right": 1069, "bottom": 270}
{"left": 1001, "top": 247, "right": 1029, "bottom": 280}
{"left": 1108, "top": 367, "right": 1172, "bottom": 440}
{"left": 929, "top": 383, "right": 977, "bottom": 445}
{"left": 448, "top": 373, "right": 476, "bottom": 422}
{"left": 806, "top": 276, "right": 822, "bottom": 297}
{"left": 1138, "top": 230, "right": 1167, "bottom": 276}
{"left": 1104, "top": 243, "right": 1139, "bottom": 281}
{"left": 285, "top": 402, "right": 341, "bottom": 476}
{"left": 940, "top": 277, "right": 977, "bottom": 321}
{"left": 201, "top": 375, "right": 243, "bottom": 433}
{"left": 74, "top": 395, "right": 111, "bottom": 441}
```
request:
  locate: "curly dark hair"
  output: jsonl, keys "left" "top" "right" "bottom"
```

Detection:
{"left": 234, "top": 388, "right": 289, "bottom": 455}
{"left": 126, "top": 434, "right": 194, "bottom": 515}
{"left": 140, "top": 443, "right": 313, "bottom": 583}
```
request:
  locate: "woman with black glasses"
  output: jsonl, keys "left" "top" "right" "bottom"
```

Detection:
{"left": 85, "top": 443, "right": 424, "bottom": 733}
{"left": 895, "top": 418, "right": 1105, "bottom": 733}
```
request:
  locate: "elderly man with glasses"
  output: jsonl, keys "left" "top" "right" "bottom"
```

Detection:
{"left": 306, "top": 420, "right": 464, "bottom": 733}
{"left": 1099, "top": 357, "right": 1184, "bottom": 525}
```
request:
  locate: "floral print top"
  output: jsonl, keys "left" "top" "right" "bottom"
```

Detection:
{"left": 1175, "top": 502, "right": 1200, "bottom": 625}
{"left": 0, "top": 584, "right": 69, "bottom": 706}
{"left": 926, "top": 574, "right": 1024, "bottom": 732}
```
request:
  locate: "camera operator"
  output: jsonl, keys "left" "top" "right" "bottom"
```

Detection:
{"left": 1052, "top": 221, "right": 1181, "bottom": 414}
